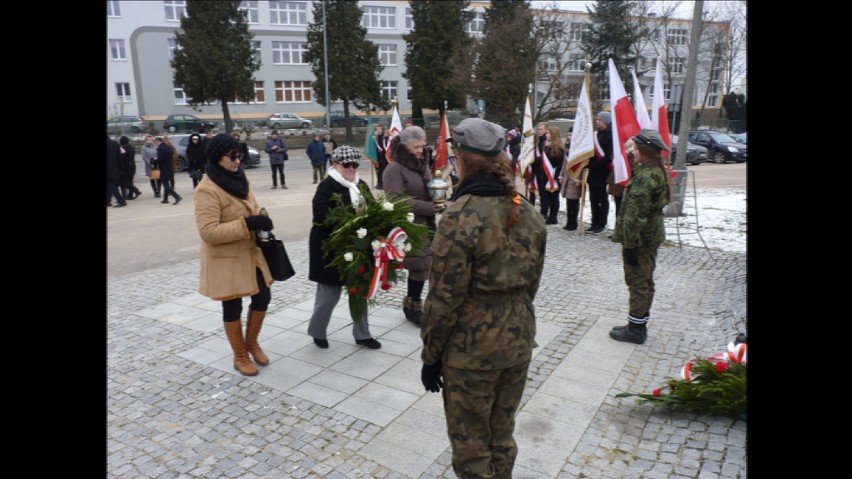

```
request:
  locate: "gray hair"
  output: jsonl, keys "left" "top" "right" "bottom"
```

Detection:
{"left": 400, "top": 125, "right": 426, "bottom": 147}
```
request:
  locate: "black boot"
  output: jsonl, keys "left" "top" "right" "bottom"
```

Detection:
{"left": 609, "top": 321, "right": 647, "bottom": 344}
{"left": 611, "top": 314, "right": 647, "bottom": 332}
{"left": 403, "top": 297, "right": 422, "bottom": 327}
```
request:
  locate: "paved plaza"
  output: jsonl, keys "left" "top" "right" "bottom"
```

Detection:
{"left": 108, "top": 191, "right": 747, "bottom": 478}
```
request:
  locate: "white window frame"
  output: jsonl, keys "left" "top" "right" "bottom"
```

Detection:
{"left": 116, "top": 83, "right": 132, "bottom": 102}
{"left": 465, "top": 11, "right": 484, "bottom": 34}
{"left": 240, "top": 1, "right": 259, "bottom": 23}
{"left": 571, "top": 22, "right": 590, "bottom": 42}
{"left": 361, "top": 5, "right": 396, "bottom": 29}
{"left": 381, "top": 81, "right": 398, "bottom": 101}
{"left": 568, "top": 53, "right": 585, "bottom": 72}
{"left": 378, "top": 44, "right": 397, "bottom": 66}
{"left": 275, "top": 80, "right": 312, "bottom": 103}
{"left": 538, "top": 56, "right": 558, "bottom": 73}
{"left": 109, "top": 39, "right": 126, "bottom": 60}
{"left": 107, "top": 1, "right": 121, "bottom": 17}
{"left": 405, "top": 7, "right": 413, "bottom": 29}
{"left": 707, "top": 95, "right": 718, "bottom": 107}
{"left": 174, "top": 84, "right": 190, "bottom": 105}
{"left": 234, "top": 81, "right": 265, "bottom": 104}
{"left": 251, "top": 40, "right": 261, "bottom": 64}
{"left": 667, "top": 28, "right": 688, "bottom": 46}
{"left": 272, "top": 41, "right": 307, "bottom": 65}
{"left": 168, "top": 38, "right": 179, "bottom": 60}
{"left": 270, "top": 1, "right": 307, "bottom": 26}
{"left": 164, "top": 0, "right": 187, "bottom": 21}
{"left": 668, "top": 57, "right": 684, "bottom": 75}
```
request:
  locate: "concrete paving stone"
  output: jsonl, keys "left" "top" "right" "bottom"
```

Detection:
{"left": 352, "top": 381, "right": 420, "bottom": 412}
{"left": 329, "top": 349, "right": 400, "bottom": 381}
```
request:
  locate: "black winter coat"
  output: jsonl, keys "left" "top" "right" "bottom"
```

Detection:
{"left": 119, "top": 142, "right": 136, "bottom": 183}
{"left": 107, "top": 138, "right": 122, "bottom": 181}
{"left": 155, "top": 143, "right": 176, "bottom": 180}
{"left": 308, "top": 176, "right": 369, "bottom": 286}
{"left": 186, "top": 135, "right": 206, "bottom": 173}
{"left": 587, "top": 127, "right": 613, "bottom": 186}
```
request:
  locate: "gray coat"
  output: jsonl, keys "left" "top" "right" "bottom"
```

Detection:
{"left": 141, "top": 143, "right": 158, "bottom": 176}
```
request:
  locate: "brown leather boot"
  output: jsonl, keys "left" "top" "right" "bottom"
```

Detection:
{"left": 223, "top": 321, "right": 258, "bottom": 376}
{"left": 245, "top": 307, "right": 269, "bottom": 366}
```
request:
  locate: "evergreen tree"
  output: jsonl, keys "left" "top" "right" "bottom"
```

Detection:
{"left": 171, "top": 0, "right": 259, "bottom": 134}
{"left": 403, "top": 0, "right": 473, "bottom": 123}
{"left": 582, "top": 1, "right": 640, "bottom": 88}
{"left": 304, "top": 0, "right": 387, "bottom": 139}
{"left": 473, "top": 0, "right": 536, "bottom": 126}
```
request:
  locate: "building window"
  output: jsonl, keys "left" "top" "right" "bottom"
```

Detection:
{"left": 251, "top": 41, "right": 261, "bottom": 64}
{"left": 405, "top": 7, "right": 413, "bottom": 29}
{"left": 667, "top": 28, "right": 688, "bottom": 46}
{"left": 275, "top": 80, "right": 312, "bottom": 102}
{"left": 168, "top": 38, "right": 178, "bottom": 60}
{"left": 538, "top": 56, "right": 558, "bottom": 73}
{"left": 381, "top": 81, "right": 398, "bottom": 101}
{"left": 664, "top": 85, "right": 671, "bottom": 102}
{"left": 465, "top": 11, "right": 484, "bottom": 34}
{"left": 174, "top": 84, "right": 190, "bottom": 105}
{"left": 361, "top": 5, "right": 396, "bottom": 28}
{"left": 240, "top": 1, "right": 259, "bottom": 23}
{"left": 272, "top": 41, "right": 307, "bottom": 64}
{"left": 236, "top": 81, "right": 265, "bottom": 104}
{"left": 571, "top": 22, "right": 590, "bottom": 42}
{"left": 707, "top": 95, "right": 718, "bottom": 107}
{"left": 378, "top": 44, "right": 397, "bottom": 66}
{"left": 551, "top": 20, "right": 566, "bottom": 38}
{"left": 270, "top": 1, "right": 307, "bottom": 26}
{"left": 568, "top": 53, "right": 585, "bottom": 72}
{"left": 164, "top": 0, "right": 187, "bottom": 21}
{"left": 107, "top": 1, "right": 120, "bottom": 17}
{"left": 109, "top": 39, "right": 126, "bottom": 60}
{"left": 597, "top": 81, "right": 609, "bottom": 101}
{"left": 116, "top": 83, "right": 132, "bottom": 102}
{"left": 668, "top": 57, "right": 684, "bottom": 75}
{"left": 407, "top": 84, "right": 412, "bottom": 103}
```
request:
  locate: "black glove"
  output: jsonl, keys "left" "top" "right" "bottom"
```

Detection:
{"left": 421, "top": 360, "right": 443, "bottom": 393}
{"left": 245, "top": 215, "right": 273, "bottom": 231}
{"left": 623, "top": 248, "right": 639, "bottom": 266}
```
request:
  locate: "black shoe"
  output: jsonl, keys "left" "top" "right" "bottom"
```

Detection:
{"left": 355, "top": 338, "right": 382, "bottom": 349}
{"left": 113, "top": 203, "right": 127, "bottom": 208}
{"left": 609, "top": 323, "right": 647, "bottom": 344}
{"left": 587, "top": 227, "right": 604, "bottom": 235}
{"left": 564, "top": 225, "right": 578, "bottom": 231}
{"left": 313, "top": 338, "right": 329, "bottom": 349}
{"left": 545, "top": 219, "right": 558, "bottom": 225}
{"left": 161, "top": 199, "right": 169, "bottom": 204}
{"left": 154, "top": 192, "right": 161, "bottom": 198}
{"left": 174, "top": 196, "right": 182, "bottom": 205}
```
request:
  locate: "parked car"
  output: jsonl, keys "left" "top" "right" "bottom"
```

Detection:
{"left": 163, "top": 114, "right": 217, "bottom": 133}
{"left": 107, "top": 115, "right": 147, "bottom": 134}
{"left": 729, "top": 132, "right": 747, "bottom": 144}
{"left": 268, "top": 113, "right": 313, "bottom": 129}
{"left": 670, "top": 134, "right": 708, "bottom": 166}
{"left": 328, "top": 112, "right": 368, "bottom": 127}
{"left": 687, "top": 130, "right": 747, "bottom": 164}
{"left": 169, "top": 134, "right": 260, "bottom": 171}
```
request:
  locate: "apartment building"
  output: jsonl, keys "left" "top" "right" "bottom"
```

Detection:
{"left": 107, "top": 1, "right": 731, "bottom": 124}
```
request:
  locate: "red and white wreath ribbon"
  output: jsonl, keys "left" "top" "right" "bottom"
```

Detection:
{"left": 726, "top": 341, "right": 747, "bottom": 364}
{"left": 365, "top": 227, "right": 407, "bottom": 299}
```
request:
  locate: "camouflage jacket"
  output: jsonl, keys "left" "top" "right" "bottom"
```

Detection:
{"left": 611, "top": 161, "right": 669, "bottom": 249}
{"left": 421, "top": 190, "right": 547, "bottom": 370}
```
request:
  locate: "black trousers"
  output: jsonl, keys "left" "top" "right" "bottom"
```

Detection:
{"left": 271, "top": 164, "right": 285, "bottom": 186}
{"left": 222, "top": 268, "right": 271, "bottom": 322}
{"left": 538, "top": 189, "right": 560, "bottom": 222}
{"left": 565, "top": 198, "right": 579, "bottom": 229}
{"left": 588, "top": 184, "right": 609, "bottom": 229}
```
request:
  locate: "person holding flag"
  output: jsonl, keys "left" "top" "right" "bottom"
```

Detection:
{"left": 587, "top": 112, "right": 613, "bottom": 234}
{"left": 609, "top": 129, "right": 671, "bottom": 345}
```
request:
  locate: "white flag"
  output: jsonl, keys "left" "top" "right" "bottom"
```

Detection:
{"left": 565, "top": 79, "right": 594, "bottom": 179}
{"left": 519, "top": 95, "right": 535, "bottom": 173}
{"left": 389, "top": 104, "right": 403, "bottom": 138}
{"left": 631, "top": 69, "right": 652, "bottom": 129}
{"left": 651, "top": 58, "right": 672, "bottom": 157}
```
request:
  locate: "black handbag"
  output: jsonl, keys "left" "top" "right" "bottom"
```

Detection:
{"left": 258, "top": 233, "right": 295, "bottom": 281}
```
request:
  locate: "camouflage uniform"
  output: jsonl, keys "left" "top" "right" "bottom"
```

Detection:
{"left": 611, "top": 161, "right": 669, "bottom": 320}
{"left": 422, "top": 192, "right": 547, "bottom": 479}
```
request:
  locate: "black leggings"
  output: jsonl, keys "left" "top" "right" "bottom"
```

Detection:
{"left": 407, "top": 278, "right": 425, "bottom": 301}
{"left": 221, "top": 268, "right": 271, "bottom": 322}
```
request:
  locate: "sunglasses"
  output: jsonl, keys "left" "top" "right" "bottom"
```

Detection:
{"left": 340, "top": 162, "right": 359, "bottom": 169}
{"left": 224, "top": 153, "right": 243, "bottom": 161}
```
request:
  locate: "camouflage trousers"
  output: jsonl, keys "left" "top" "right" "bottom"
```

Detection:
{"left": 442, "top": 361, "right": 530, "bottom": 479}
{"left": 622, "top": 245, "right": 658, "bottom": 318}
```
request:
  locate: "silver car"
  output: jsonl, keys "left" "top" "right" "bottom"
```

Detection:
{"left": 107, "top": 115, "right": 147, "bottom": 134}
{"left": 268, "top": 113, "right": 313, "bottom": 129}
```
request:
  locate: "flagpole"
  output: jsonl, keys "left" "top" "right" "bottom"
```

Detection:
{"left": 578, "top": 62, "right": 591, "bottom": 235}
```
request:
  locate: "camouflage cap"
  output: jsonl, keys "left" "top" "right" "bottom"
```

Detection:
{"left": 632, "top": 129, "right": 670, "bottom": 152}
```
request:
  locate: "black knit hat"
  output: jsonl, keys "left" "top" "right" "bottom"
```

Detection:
{"left": 206, "top": 133, "right": 240, "bottom": 164}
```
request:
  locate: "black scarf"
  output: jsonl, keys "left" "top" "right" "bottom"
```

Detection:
{"left": 451, "top": 172, "right": 508, "bottom": 201}
{"left": 206, "top": 162, "right": 249, "bottom": 199}
{"left": 390, "top": 137, "right": 430, "bottom": 181}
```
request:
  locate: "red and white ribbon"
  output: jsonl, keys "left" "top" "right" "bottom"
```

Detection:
{"left": 727, "top": 341, "right": 747, "bottom": 364}
{"left": 365, "top": 227, "right": 407, "bottom": 299}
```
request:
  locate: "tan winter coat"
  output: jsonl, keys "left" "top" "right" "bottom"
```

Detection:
{"left": 194, "top": 176, "right": 272, "bottom": 301}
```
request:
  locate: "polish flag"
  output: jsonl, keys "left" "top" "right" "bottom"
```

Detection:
{"left": 631, "top": 68, "right": 652, "bottom": 129}
{"left": 519, "top": 95, "right": 535, "bottom": 173}
{"left": 651, "top": 58, "right": 672, "bottom": 158}
{"left": 389, "top": 104, "right": 403, "bottom": 137}
{"left": 608, "top": 58, "right": 641, "bottom": 185}
{"left": 434, "top": 109, "right": 449, "bottom": 171}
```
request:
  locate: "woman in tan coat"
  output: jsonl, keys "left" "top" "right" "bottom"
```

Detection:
{"left": 194, "top": 134, "right": 275, "bottom": 376}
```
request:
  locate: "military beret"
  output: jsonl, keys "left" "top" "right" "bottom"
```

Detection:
{"left": 632, "top": 129, "right": 670, "bottom": 152}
